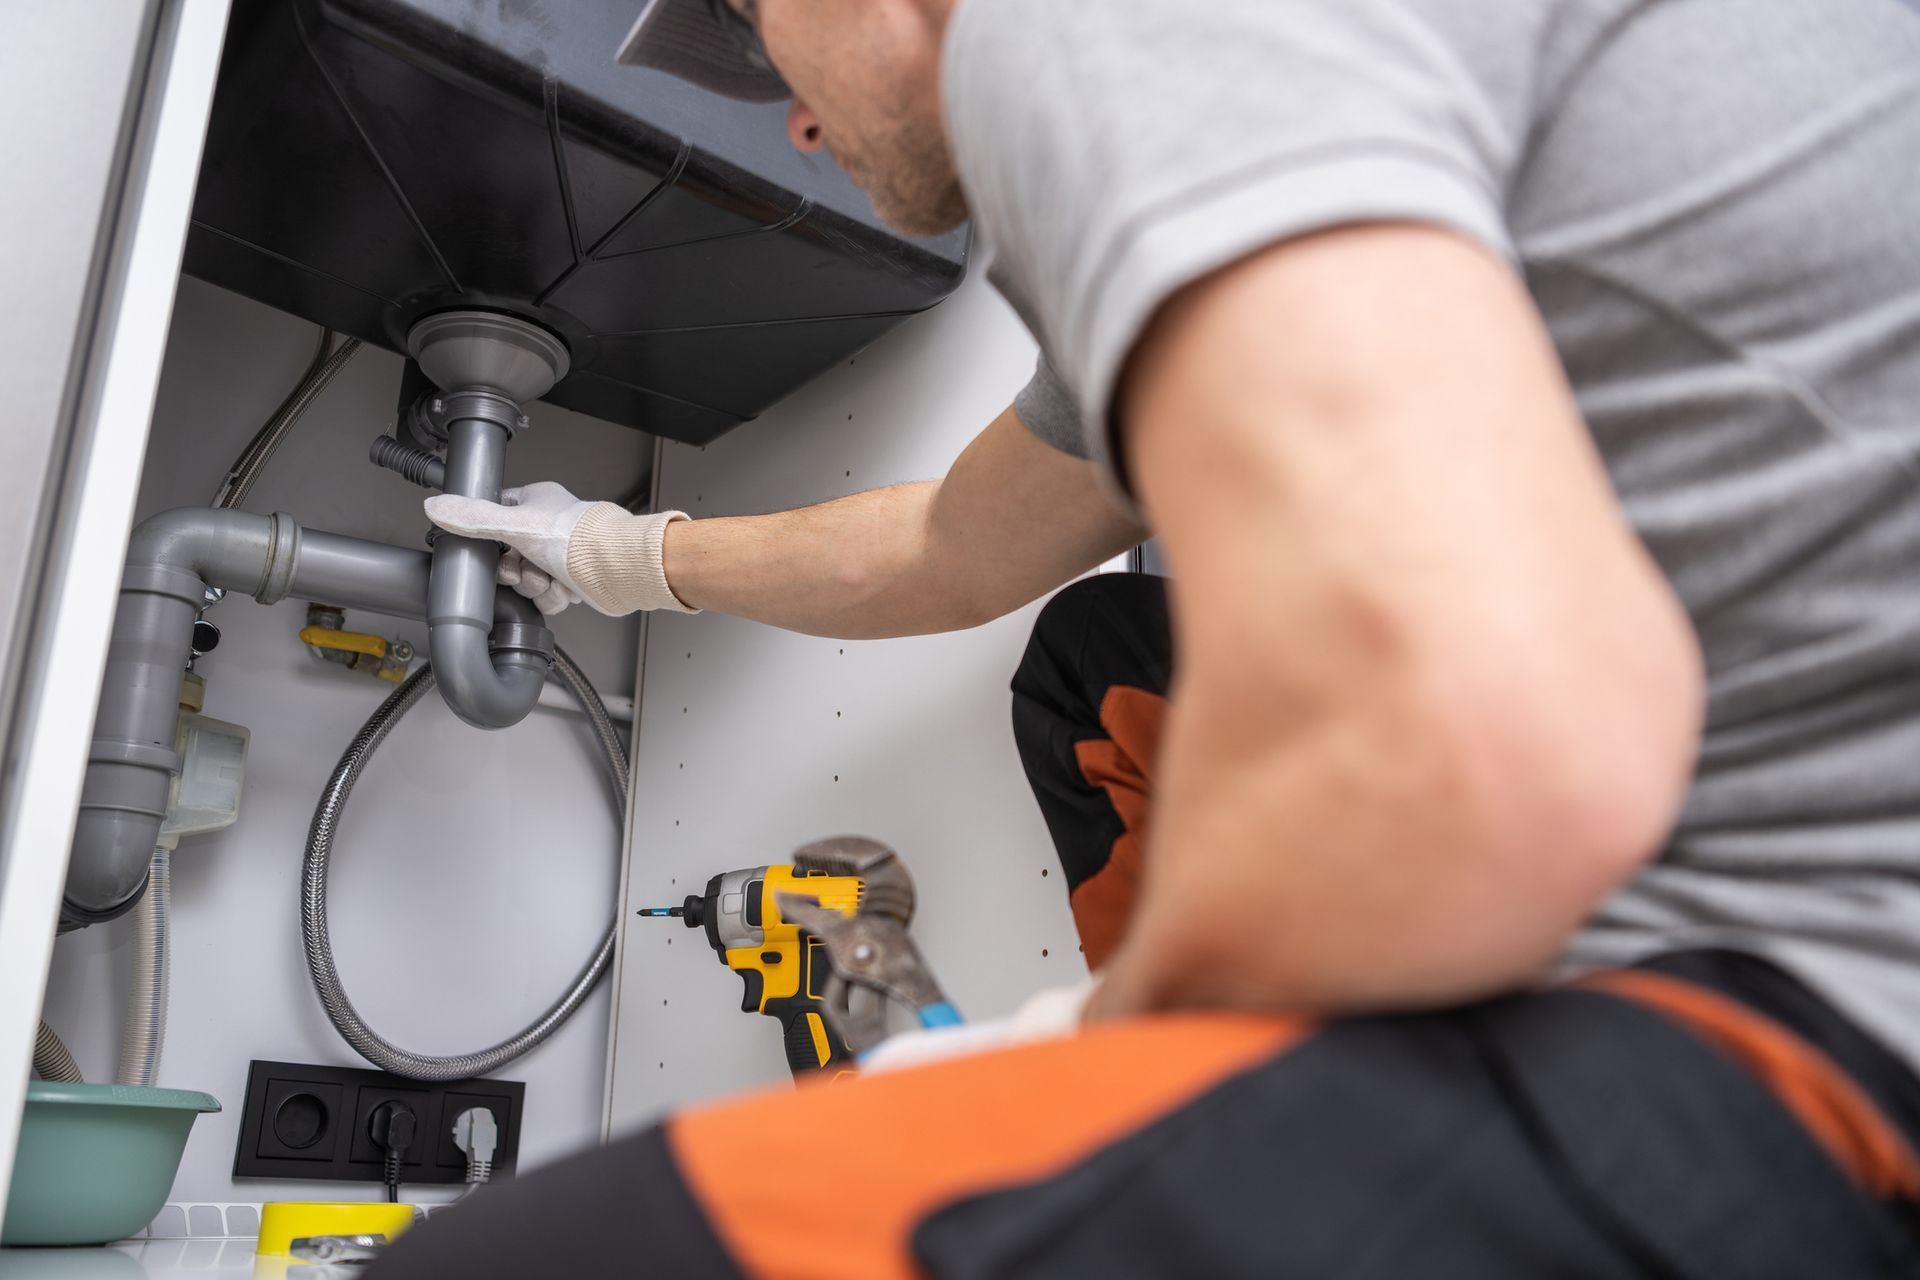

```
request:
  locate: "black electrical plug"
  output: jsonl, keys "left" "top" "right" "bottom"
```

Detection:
{"left": 369, "top": 1101, "right": 418, "bottom": 1204}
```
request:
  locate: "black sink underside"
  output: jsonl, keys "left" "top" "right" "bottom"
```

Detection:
{"left": 185, "top": 0, "right": 971, "bottom": 441}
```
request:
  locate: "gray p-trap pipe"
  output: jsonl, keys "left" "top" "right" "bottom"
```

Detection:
{"left": 426, "top": 398, "right": 549, "bottom": 731}
{"left": 66, "top": 507, "right": 553, "bottom": 923}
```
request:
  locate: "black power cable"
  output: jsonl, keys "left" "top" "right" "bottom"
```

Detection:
{"left": 368, "top": 1101, "right": 418, "bottom": 1204}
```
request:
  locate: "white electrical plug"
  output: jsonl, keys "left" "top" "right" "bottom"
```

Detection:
{"left": 450, "top": 1107, "right": 499, "bottom": 1188}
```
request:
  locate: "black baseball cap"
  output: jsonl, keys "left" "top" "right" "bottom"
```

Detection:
{"left": 615, "top": 0, "right": 792, "bottom": 103}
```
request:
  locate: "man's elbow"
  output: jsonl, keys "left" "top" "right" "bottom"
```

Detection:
{"left": 1449, "top": 596, "right": 1705, "bottom": 958}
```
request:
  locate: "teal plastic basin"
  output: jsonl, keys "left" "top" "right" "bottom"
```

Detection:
{"left": 3, "top": 1082, "right": 220, "bottom": 1246}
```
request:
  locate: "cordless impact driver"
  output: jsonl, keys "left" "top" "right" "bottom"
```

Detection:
{"left": 640, "top": 865, "right": 863, "bottom": 1076}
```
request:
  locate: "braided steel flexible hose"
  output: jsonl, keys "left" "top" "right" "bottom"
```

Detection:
{"left": 301, "top": 646, "right": 626, "bottom": 1080}
{"left": 215, "top": 331, "right": 362, "bottom": 510}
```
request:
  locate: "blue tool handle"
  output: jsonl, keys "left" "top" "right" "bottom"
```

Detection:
{"left": 852, "top": 1002, "right": 967, "bottom": 1067}
{"left": 916, "top": 1001, "right": 963, "bottom": 1030}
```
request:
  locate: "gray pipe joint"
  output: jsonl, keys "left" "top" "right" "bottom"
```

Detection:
{"left": 69, "top": 311, "right": 571, "bottom": 918}
{"left": 426, "top": 392, "right": 550, "bottom": 731}
{"left": 65, "top": 506, "right": 554, "bottom": 925}
{"left": 66, "top": 562, "right": 203, "bottom": 923}
{"left": 404, "top": 310, "right": 569, "bottom": 732}
{"left": 67, "top": 510, "right": 303, "bottom": 921}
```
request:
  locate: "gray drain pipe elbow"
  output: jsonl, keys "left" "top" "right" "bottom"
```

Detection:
{"left": 66, "top": 563, "right": 200, "bottom": 921}
{"left": 67, "top": 509, "right": 301, "bottom": 922}
{"left": 67, "top": 505, "right": 553, "bottom": 923}
{"left": 427, "top": 403, "right": 551, "bottom": 730}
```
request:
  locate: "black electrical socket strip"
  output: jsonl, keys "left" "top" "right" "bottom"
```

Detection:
{"left": 233, "top": 1059, "right": 524, "bottom": 1187}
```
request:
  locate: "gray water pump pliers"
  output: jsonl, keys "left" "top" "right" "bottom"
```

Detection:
{"left": 776, "top": 836, "right": 963, "bottom": 1056}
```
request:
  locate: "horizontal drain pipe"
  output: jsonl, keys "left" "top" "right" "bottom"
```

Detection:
{"left": 65, "top": 507, "right": 554, "bottom": 926}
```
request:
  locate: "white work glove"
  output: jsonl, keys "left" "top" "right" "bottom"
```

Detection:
{"left": 858, "top": 978, "right": 1100, "bottom": 1077}
{"left": 424, "top": 480, "right": 696, "bottom": 618}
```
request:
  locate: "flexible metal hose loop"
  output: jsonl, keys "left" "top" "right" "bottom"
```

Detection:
{"left": 301, "top": 646, "right": 626, "bottom": 1080}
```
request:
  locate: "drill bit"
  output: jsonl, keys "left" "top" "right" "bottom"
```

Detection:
{"left": 636, "top": 906, "right": 685, "bottom": 917}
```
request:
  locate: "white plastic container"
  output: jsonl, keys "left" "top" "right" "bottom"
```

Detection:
{"left": 161, "top": 709, "right": 249, "bottom": 841}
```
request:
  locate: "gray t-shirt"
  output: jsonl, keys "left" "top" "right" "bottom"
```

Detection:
{"left": 946, "top": 0, "right": 1920, "bottom": 1068}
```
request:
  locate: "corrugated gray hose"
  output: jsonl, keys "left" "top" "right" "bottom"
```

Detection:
{"left": 301, "top": 646, "right": 626, "bottom": 1081}
{"left": 117, "top": 845, "right": 170, "bottom": 1087}
{"left": 33, "top": 1020, "right": 84, "bottom": 1083}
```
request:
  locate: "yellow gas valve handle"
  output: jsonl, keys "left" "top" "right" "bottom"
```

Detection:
{"left": 299, "top": 625, "right": 412, "bottom": 682}
{"left": 299, "top": 625, "right": 389, "bottom": 658}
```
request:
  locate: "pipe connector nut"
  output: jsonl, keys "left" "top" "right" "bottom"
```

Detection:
{"left": 439, "top": 389, "right": 525, "bottom": 438}
{"left": 255, "top": 514, "right": 301, "bottom": 605}
{"left": 490, "top": 620, "right": 555, "bottom": 663}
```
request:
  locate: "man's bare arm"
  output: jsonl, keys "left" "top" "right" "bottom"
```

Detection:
{"left": 1092, "top": 225, "right": 1704, "bottom": 1019}
{"left": 662, "top": 404, "right": 1145, "bottom": 638}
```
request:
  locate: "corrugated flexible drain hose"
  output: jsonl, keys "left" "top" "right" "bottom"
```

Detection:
{"left": 33, "top": 1020, "right": 84, "bottom": 1083}
{"left": 301, "top": 646, "right": 626, "bottom": 1080}
{"left": 116, "top": 844, "right": 171, "bottom": 1087}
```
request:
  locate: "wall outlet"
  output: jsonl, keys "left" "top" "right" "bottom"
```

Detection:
{"left": 347, "top": 1084, "right": 435, "bottom": 1168}
{"left": 434, "top": 1089, "right": 516, "bottom": 1174}
{"left": 233, "top": 1060, "right": 524, "bottom": 1188}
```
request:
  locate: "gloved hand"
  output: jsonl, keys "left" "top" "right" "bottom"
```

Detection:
{"left": 858, "top": 978, "right": 1099, "bottom": 1077}
{"left": 424, "top": 481, "right": 697, "bottom": 618}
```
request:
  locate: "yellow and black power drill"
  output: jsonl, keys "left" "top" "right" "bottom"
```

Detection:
{"left": 639, "top": 865, "right": 863, "bottom": 1077}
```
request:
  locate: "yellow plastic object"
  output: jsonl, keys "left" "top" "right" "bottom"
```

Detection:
{"left": 299, "top": 625, "right": 409, "bottom": 683}
{"left": 300, "top": 625, "right": 387, "bottom": 658}
{"left": 714, "top": 865, "right": 864, "bottom": 1076}
{"left": 721, "top": 865, "right": 863, "bottom": 1012}
{"left": 256, "top": 1201, "right": 416, "bottom": 1255}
